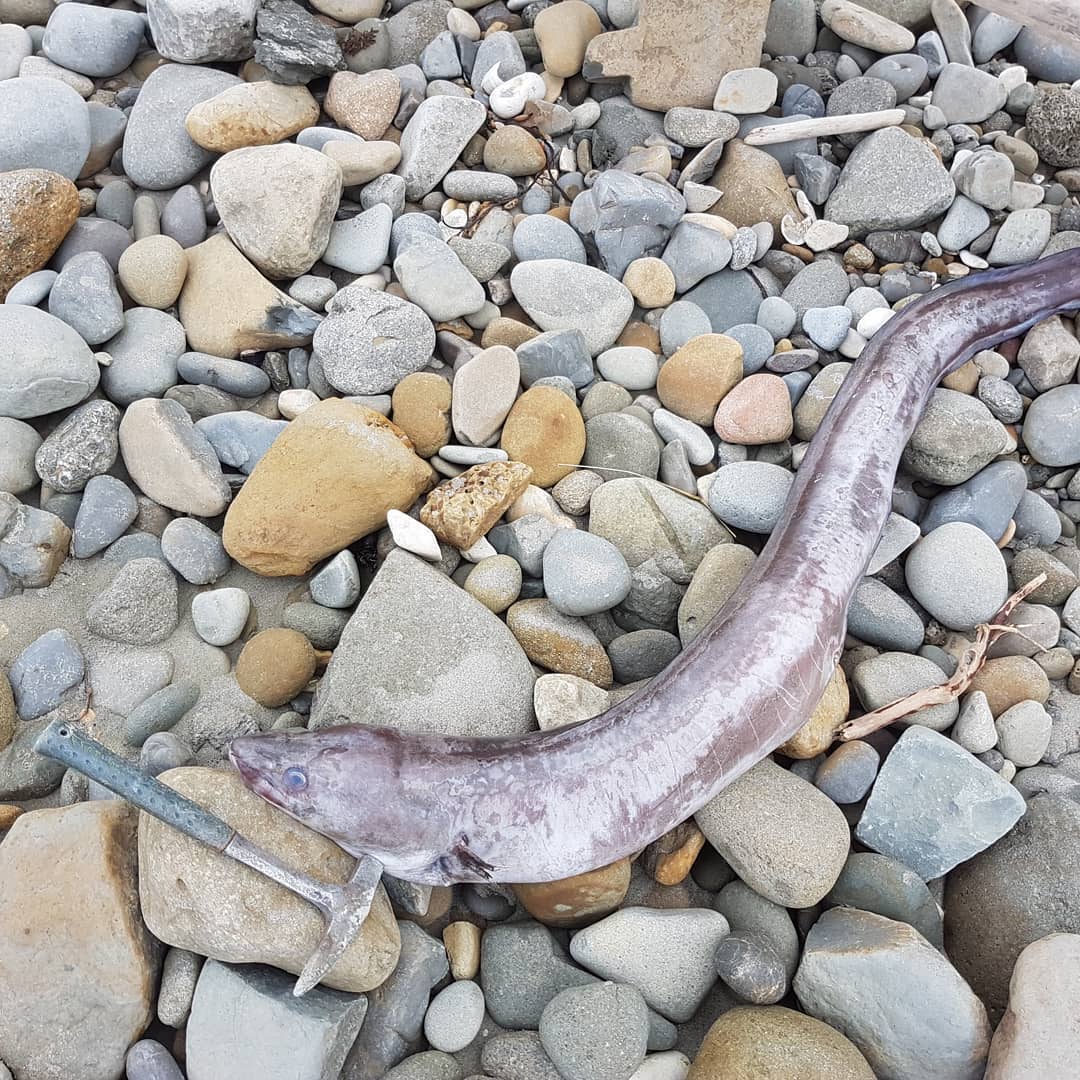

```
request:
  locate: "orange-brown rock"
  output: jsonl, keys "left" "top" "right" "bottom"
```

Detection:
{"left": 618, "top": 320, "right": 662, "bottom": 352}
{"left": 420, "top": 460, "right": 533, "bottom": 549}
{"left": 184, "top": 82, "right": 319, "bottom": 152}
{"left": 688, "top": 1006, "right": 875, "bottom": 1079}
{"left": 0, "top": 169, "right": 79, "bottom": 301}
{"left": 443, "top": 921, "right": 482, "bottom": 980}
{"left": 481, "top": 317, "right": 540, "bottom": 350}
{"left": 657, "top": 334, "right": 744, "bottom": 425}
{"left": 968, "top": 656, "right": 1050, "bottom": 717}
{"left": 500, "top": 386, "right": 586, "bottom": 488}
{"left": 713, "top": 372, "right": 794, "bottom": 445}
{"left": 778, "top": 665, "right": 850, "bottom": 759}
{"left": 223, "top": 399, "right": 434, "bottom": 575}
{"left": 235, "top": 628, "right": 316, "bottom": 707}
{"left": 391, "top": 372, "right": 452, "bottom": 458}
{"left": 0, "top": 670, "right": 14, "bottom": 751}
{"left": 512, "top": 857, "right": 631, "bottom": 928}
{"left": 710, "top": 140, "right": 801, "bottom": 230}
{"left": 0, "top": 803, "right": 160, "bottom": 1080}
{"left": 641, "top": 822, "right": 708, "bottom": 885}
{"left": 942, "top": 358, "right": 979, "bottom": 394}
{"left": 506, "top": 598, "right": 613, "bottom": 687}
{"left": 0, "top": 804, "right": 22, "bottom": 830}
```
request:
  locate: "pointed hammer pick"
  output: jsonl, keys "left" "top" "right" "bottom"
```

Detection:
{"left": 34, "top": 718, "right": 384, "bottom": 997}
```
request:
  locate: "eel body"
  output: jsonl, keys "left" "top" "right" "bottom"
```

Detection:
{"left": 230, "top": 251, "right": 1080, "bottom": 886}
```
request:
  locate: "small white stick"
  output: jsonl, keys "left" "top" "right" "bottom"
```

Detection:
{"left": 742, "top": 109, "right": 907, "bottom": 147}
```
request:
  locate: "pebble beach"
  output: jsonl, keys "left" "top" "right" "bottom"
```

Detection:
{"left": 2, "top": 0, "right": 1080, "bottom": 1076}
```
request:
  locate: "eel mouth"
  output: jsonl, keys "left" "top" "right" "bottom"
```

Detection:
{"left": 229, "top": 736, "right": 287, "bottom": 809}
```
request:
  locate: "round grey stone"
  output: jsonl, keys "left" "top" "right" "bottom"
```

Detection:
{"left": 542, "top": 528, "right": 632, "bottom": 617}
{"left": 0, "top": 77, "right": 90, "bottom": 179}
{"left": 160, "top": 517, "right": 229, "bottom": 585}
{"left": 724, "top": 323, "right": 775, "bottom": 374}
{"left": 176, "top": 352, "right": 271, "bottom": 397}
{"left": 100, "top": 307, "right": 186, "bottom": 406}
{"left": 920, "top": 459, "right": 1025, "bottom": 540}
{"left": 814, "top": 740, "right": 880, "bottom": 803}
{"left": 422, "top": 980, "right": 485, "bottom": 1055}
{"left": 852, "top": 651, "right": 959, "bottom": 731}
{"left": 658, "top": 300, "right": 712, "bottom": 355}
{"left": 282, "top": 600, "right": 350, "bottom": 649}
{"left": 0, "top": 305, "right": 99, "bottom": 419}
{"left": 513, "top": 214, "right": 586, "bottom": 264}
{"left": 42, "top": 3, "right": 146, "bottom": 78}
{"left": 72, "top": 474, "right": 138, "bottom": 558}
{"left": 4, "top": 269, "right": 57, "bottom": 307}
{"left": 48, "top": 251, "right": 125, "bottom": 347}
{"left": 713, "top": 930, "right": 787, "bottom": 1004}
{"left": 34, "top": 399, "right": 121, "bottom": 493}
{"left": 1023, "top": 385, "right": 1080, "bottom": 467}
{"left": 309, "top": 549, "right": 361, "bottom": 608}
{"left": 707, "top": 461, "right": 793, "bottom": 533}
{"left": 905, "top": 521, "right": 1009, "bottom": 632}
{"left": 539, "top": 982, "right": 648, "bottom": 1080}
{"left": 8, "top": 628, "right": 85, "bottom": 721}
{"left": 0, "top": 417, "right": 41, "bottom": 495}
{"left": 847, "top": 577, "right": 924, "bottom": 651}
{"left": 756, "top": 295, "right": 797, "bottom": 340}
{"left": 583, "top": 412, "right": 660, "bottom": 480}
{"left": 161, "top": 185, "right": 207, "bottom": 248}
{"left": 901, "top": 388, "right": 1007, "bottom": 485}
{"left": 86, "top": 557, "right": 180, "bottom": 645}
{"left": 802, "top": 306, "right": 853, "bottom": 352}
{"left": 608, "top": 629, "right": 680, "bottom": 682}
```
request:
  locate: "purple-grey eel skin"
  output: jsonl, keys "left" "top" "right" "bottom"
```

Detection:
{"left": 230, "top": 250, "right": 1080, "bottom": 887}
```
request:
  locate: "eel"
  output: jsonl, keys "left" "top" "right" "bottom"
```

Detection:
{"left": 230, "top": 250, "right": 1080, "bottom": 887}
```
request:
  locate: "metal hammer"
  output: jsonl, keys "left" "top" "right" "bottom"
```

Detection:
{"left": 34, "top": 718, "right": 384, "bottom": 997}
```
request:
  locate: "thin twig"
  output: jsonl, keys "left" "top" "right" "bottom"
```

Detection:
{"left": 837, "top": 573, "right": 1048, "bottom": 741}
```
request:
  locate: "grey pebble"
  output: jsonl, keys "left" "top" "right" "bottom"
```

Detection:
{"left": 920, "top": 459, "right": 1025, "bottom": 540}
{"left": 310, "top": 549, "right": 361, "bottom": 608}
{"left": 847, "top": 577, "right": 924, "bottom": 652}
{"left": 195, "top": 412, "right": 288, "bottom": 475}
{"left": 4, "top": 269, "right": 57, "bottom": 307}
{"left": 583, "top": 413, "right": 660, "bottom": 480}
{"left": 542, "top": 529, "right": 632, "bottom": 617}
{"left": 42, "top": 2, "right": 146, "bottom": 78}
{"left": 489, "top": 515, "right": 560, "bottom": 579}
{"left": 658, "top": 300, "right": 712, "bottom": 355}
{"left": 0, "top": 77, "right": 90, "bottom": 180}
{"left": 100, "top": 307, "right": 187, "bottom": 406}
{"left": 177, "top": 352, "right": 271, "bottom": 397}
{"left": 160, "top": 517, "right": 230, "bottom": 585}
{"left": 724, "top": 323, "right": 775, "bottom": 374}
{"left": 713, "top": 930, "right": 787, "bottom": 1005}
{"left": 707, "top": 461, "right": 793, "bottom": 533}
{"left": 282, "top": 601, "right": 350, "bottom": 649}
{"left": 140, "top": 731, "right": 196, "bottom": 777}
{"left": 1024, "top": 385, "right": 1080, "bottom": 467}
{"left": 853, "top": 651, "right": 959, "bottom": 732}
{"left": 802, "top": 306, "right": 853, "bottom": 351}
{"left": 324, "top": 203, "right": 394, "bottom": 275}
{"left": 539, "top": 982, "right": 648, "bottom": 1080}
{"left": 125, "top": 682, "right": 200, "bottom": 747}
{"left": 9, "top": 628, "right": 85, "bottom": 721}
{"left": 72, "top": 474, "right": 137, "bottom": 558}
{"left": 756, "top": 295, "right": 797, "bottom": 340}
{"left": 86, "top": 557, "right": 179, "bottom": 645}
{"left": 513, "top": 214, "right": 587, "bottom": 264}
{"left": 815, "top": 740, "right": 880, "bottom": 803}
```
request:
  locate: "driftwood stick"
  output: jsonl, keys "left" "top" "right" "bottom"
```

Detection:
{"left": 972, "top": 0, "right": 1080, "bottom": 44}
{"left": 743, "top": 109, "right": 906, "bottom": 147}
{"left": 837, "top": 572, "right": 1048, "bottom": 742}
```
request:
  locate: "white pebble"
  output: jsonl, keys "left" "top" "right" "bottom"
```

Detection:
{"left": 857, "top": 308, "right": 895, "bottom": 338}
{"left": 443, "top": 206, "right": 469, "bottom": 229}
{"left": 94, "top": 351, "right": 113, "bottom": 367}
{"left": 838, "top": 329, "right": 867, "bottom": 358}
{"left": 439, "top": 445, "right": 509, "bottom": 465}
{"left": 447, "top": 7, "right": 480, "bottom": 39}
{"left": 489, "top": 71, "right": 546, "bottom": 119}
{"left": 278, "top": 388, "right": 319, "bottom": 418}
{"left": 481, "top": 66, "right": 505, "bottom": 95}
{"left": 653, "top": 409, "right": 714, "bottom": 465}
{"left": 387, "top": 508, "right": 442, "bottom": 562}
{"left": 558, "top": 145, "right": 576, "bottom": 172}
{"left": 191, "top": 588, "right": 250, "bottom": 647}
{"left": 630, "top": 1051, "right": 692, "bottom": 1080}
{"left": 960, "top": 250, "right": 989, "bottom": 269}
{"left": 998, "top": 65, "right": 1028, "bottom": 92}
{"left": 804, "top": 219, "right": 849, "bottom": 252}
{"left": 460, "top": 535, "right": 497, "bottom": 562}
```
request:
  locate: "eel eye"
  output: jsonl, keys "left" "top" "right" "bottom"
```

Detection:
{"left": 282, "top": 766, "right": 308, "bottom": 792}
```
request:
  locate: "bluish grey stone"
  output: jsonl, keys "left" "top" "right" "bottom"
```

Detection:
{"left": 393, "top": 236, "right": 486, "bottom": 321}
{"left": 917, "top": 29, "right": 948, "bottom": 76}
{"left": 87, "top": 557, "right": 179, "bottom": 645}
{"left": 977, "top": 375, "right": 1023, "bottom": 424}
{"left": 295, "top": 125, "right": 365, "bottom": 153}
{"left": 1012, "top": 489, "right": 1062, "bottom": 549}
{"left": 43, "top": 3, "right": 146, "bottom": 77}
{"left": 513, "top": 214, "right": 586, "bottom": 264}
{"left": 848, "top": 578, "right": 924, "bottom": 651}
{"left": 389, "top": 211, "right": 442, "bottom": 261}
{"left": 827, "top": 851, "right": 943, "bottom": 947}
{"left": 186, "top": 960, "right": 366, "bottom": 1080}
{"left": 323, "top": 203, "right": 394, "bottom": 274}
{"left": 123, "top": 63, "right": 242, "bottom": 189}
{"left": 794, "top": 153, "right": 841, "bottom": 205}
{"left": 713, "top": 929, "right": 787, "bottom": 1004}
{"left": 852, "top": 650, "right": 958, "bottom": 732}
{"left": 988, "top": 208, "right": 1052, "bottom": 267}
{"left": 100, "top": 307, "right": 186, "bottom": 406}
{"left": 342, "top": 921, "right": 448, "bottom": 1079}
{"left": 920, "top": 459, "right": 1025, "bottom": 539}
{"left": 592, "top": 95, "right": 666, "bottom": 168}
{"left": 570, "top": 170, "right": 686, "bottom": 279}
{"left": 521, "top": 183, "right": 553, "bottom": 214}
{"left": 104, "top": 532, "right": 165, "bottom": 566}
{"left": 863, "top": 53, "right": 928, "bottom": 103}
{"left": 814, "top": 740, "right": 880, "bottom": 805}
{"left": 0, "top": 716, "right": 68, "bottom": 799}
{"left": 398, "top": 94, "right": 487, "bottom": 200}
{"left": 160, "top": 517, "right": 229, "bottom": 585}
{"left": 254, "top": 0, "right": 345, "bottom": 84}
{"left": 442, "top": 171, "right": 517, "bottom": 202}
{"left": 31, "top": 399, "right": 116, "bottom": 493}
{"left": 658, "top": 300, "right": 712, "bottom": 355}
{"left": 856, "top": 725, "right": 1026, "bottom": 880}
{"left": 0, "top": 305, "right": 99, "bottom": 419}
{"left": 1024, "top": 385, "right": 1080, "bottom": 467}
{"left": 934, "top": 62, "right": 1008, "bottom": 125}
{"left": 517, "top": 329, "right": 593, "bottom": 389}
{"left": 683, "top": 267, "right": 780, "bottom": 334}
{"left": 756, "top": 296, "right": 797, "bottom": 340}
{"left": 782, "top": 370, "right": 813, "bottom": 405}
{"left": 583, "top": 413, "right": 660, "bottom": 481}
{"left": 72, "top": 474, "right": 137, "bottom": 558}
{"left": 542, "top": 529, "right": 631, "bottom": 617}
{"left": 96, "top": 181, "right": 136, "bottom": 229}
{"left": 195, "top": 411, "right": 287, "bottom": 474}
{"left": 0, "top": 77, "right": 90, "bottom": 179}
{"left": 9, "top": 628, "right": 85, "bottom": 721}
{"left": 661, "top": 219, "right": 732, "bottom": 294}
{"left": 4, "top": 269, "right": 57, "bottom": 308}
{"left": 47, "top": 251, "right": 125, "bottom": 347}
{"left": 781, "top": 260, "right": 850, "bottom": 322}
{"left": 662, "top": 107, "right": 739, "bottom": 149}
{"left": 609, "top": 628, "right": 680, "bottom": 682}
{"left": 489, "top": 514, "right": 561, "bottom": 578}
{"left": 161, "top": 185, "right": 207, "bottom": 249}
{"left": 469, "top": 27, "right": 523, "bottom": 89}
{"left": 419, "top": 28, "right": 460, "bottom": 79}
{"left": 539, "top": 983, "right": 648, "bottom": 1080}
{"left": 52, "top": 218, "right": 131, "bottom": 273}
{"left": 765, "top": 0, "right": 817, "bottom": 58}
{"left": 310, "top": 549, "right": 361, "bottom": 608}
{"left": 802, "top": 306, "right": 853, "bottom": 351}
{"left": 1013, "top": 27, "right": 1080, "bottom": 83}
{"left": 177, "top": 352, "right": 271, "bottom": 397}
{"left": 723, "top": 323, "right": 775, "bottom": 375}
{"left": 707, "top": 461, "right": 793, "bottom": 533}
{"left": 825, "top": 127, "right": 955, "bottom": 238}
{"left": 782, "top": 83, "right": 826, "bottom": 118}
{"left": 125, "top": 682, "right": 200, "bottom": 747}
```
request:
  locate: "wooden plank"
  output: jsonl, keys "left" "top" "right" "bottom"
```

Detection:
{"left": 743, "top": 109, "right": 907, "bottom": 146}
{"left": 972, "top": 0, "right": 1080, "bottom": 44}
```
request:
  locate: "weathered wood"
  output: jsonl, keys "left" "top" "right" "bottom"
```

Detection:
{"left": 583, "top": 0, "right": 771, "bottom": 111}
{"left": 972, "top": 0, "right": 1080, "bottom": 44}
{"left": 743, "top": 109, "right": 907, "bottom": 147}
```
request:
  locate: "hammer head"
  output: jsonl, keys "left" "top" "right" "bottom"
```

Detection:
{"left": 294, "top": 854, "right": 384, "bottom": 997}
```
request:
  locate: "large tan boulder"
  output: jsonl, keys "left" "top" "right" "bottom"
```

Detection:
{"left": 138, "top": 766, "right": 401, "bottom": 992}
{"left": 0, "top": 169, "right": 78, "bottom": 301}
{"left": 0, "top": 802, "right": 160, "bottom": 1080}
{"left": 223, "top": 398, "right": 434, "bottom": 576}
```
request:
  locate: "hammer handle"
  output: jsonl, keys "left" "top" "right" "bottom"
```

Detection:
{"left": 34, "top": 720, "right": 234, "bottom": 850}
